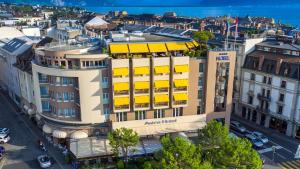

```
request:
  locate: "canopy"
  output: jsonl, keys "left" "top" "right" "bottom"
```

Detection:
{"left": 113, "top": 67, "right": 129, "bottom": 77}
{"left": 154, "top": 66, "right": 170, "bottom": 74}
{"left": 154, "top": 94, "right": 169, "bottom": 103}
{"left": 109, "top": 44, "right": 129, "bottom": 54}
{"left": 154, "top": 80, "right": 169, "bottom": 88}
{"left": 148, "top": 43, "right": 167, "bottom": 53}
{"left": 174, "top": 79, "right": 188, "bottom": 87}
{"left": 185, "top": 42, "right": 195, "bottom": 49}
{"left": 135, "top": 81, "right": 150, "bottom": 90}
{"left": 174, "top": 65, "right": 189, "bottom": 73}
{"left": 52, "top": 130, "right": 67, "bottom": 139}
{"left": 134, "top": 67, "right": 150, "bottom": 75}
{"left": 114, "top": 97, "right": 130, "bottom": 106}
{"left": 70, "top": 131, "right": 88, "bottom": 139}
{"left": 135, "top": 96, "right": 150, "bottom": 104}
{"left": 166, "top": 42, "right": 188, "bottom": 51}
{"left": 173, "top": 93, "right": 188, "bottom": 101}
{"left": 128, "top": 44, "right": 149, "bottom": 53}
{"left": 114, "top": 82, "right": 129, "bottom": 91}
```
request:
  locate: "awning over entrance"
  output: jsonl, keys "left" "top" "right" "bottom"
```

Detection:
{"left": 43, "top": 124, "right": 52, "bottom": 134}
{"left": 70, "top": 131, "right": 88, "bottom": 139}
{"left": 53, "top": 130, "right": 67, "bottom": 139}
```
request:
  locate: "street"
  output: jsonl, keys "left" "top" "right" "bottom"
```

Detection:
{"left": 231, "top": 116, "right": 300, "bottom": 169}
{"left": 0, "top": 92, "right": 69, "bottom": 169}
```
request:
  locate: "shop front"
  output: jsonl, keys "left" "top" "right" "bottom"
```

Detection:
{"left": 269, "top": 117, "right": 287, "bottom": 134}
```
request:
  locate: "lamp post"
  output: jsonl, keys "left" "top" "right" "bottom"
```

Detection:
{"left": 272, "top": 146, "right": 276, "bottom": 164}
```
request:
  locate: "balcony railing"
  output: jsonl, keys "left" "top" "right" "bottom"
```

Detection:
{"left": 173, "top": 101, "right": 187, "bottom": 106}
{"left": 173, "top": 87, "right": 188, "bottom": 92}
{"left": 135, "top": 89, "right": 149, "bottom": 94}
{"left": 257, "top": 93, "right": 271, "bottom": 102}
{"left": 256, "top": 106, "right": 270, "bottom": 114}
{"left": 154, "top": 102, "right": 169, "bottom": 107}
{"left": 154, "top": 88, "right": 169, "bottom": 93}
{"left": 114, "top": 105, "right": 130, "bottom": 111}
{"left": 114, "top": 91, "right": 129, "bottom": 96}
{"left": 135, "top": 104, "right": 150, "bottom": 109}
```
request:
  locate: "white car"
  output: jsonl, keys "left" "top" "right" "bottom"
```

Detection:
{"left": 245, "top": 134, "right": 264, "bottom": 148}
{"left": 0, "top": 128, "right": 9, "bottom": 135}
{"left": 230, "top": 121, "right": 246, "bottom": 133}
{"left": 37, "top": 155, "right": 51, "bottom": 168}
{"left": 0, "top": 134, "right": 10, "bottom": 144}
{"left": 252, "top": 131, "right": 269, "bottom": 144}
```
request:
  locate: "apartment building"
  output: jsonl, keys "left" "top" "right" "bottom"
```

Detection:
{"left": 239, "top": 40, "right": 300, "bottom": 137}
{"left": 32, "top": 32, "right": 236, "bottom": 143}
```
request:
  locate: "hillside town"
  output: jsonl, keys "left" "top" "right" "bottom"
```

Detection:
{"left": 1, "top": 2, "right": 300, "bottom": 169}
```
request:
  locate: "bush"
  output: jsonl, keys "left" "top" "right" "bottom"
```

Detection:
{"left": 117, "top": 160, "right": 125, "bottom": 169}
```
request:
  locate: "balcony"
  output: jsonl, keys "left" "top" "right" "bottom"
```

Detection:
{"left": 134, "top": 103, "right": 150, "bottom": 110}
{"left": 154, "top": 88, "right": 169, "bottom": 93}
{"left": 114, "top": 90, "right": 129, "bottom": 96}
{"left": 173, "top": 87, "right": 188, "bottom": 92}
{"left": 256, "top": 106, "right": 270, "bottom": 114}
{"left": 257, "top": 93, "right": 271, "bottom": 102}
{"left": 135, "top": 89, "right": 149, "bottom": 95}
{"left": 114, "top": 105, "right": 130, "bottom": 111}
{"left": 154, "top": 102, "right": 169, "bottom": 108}
{"left": 173, "top": 100, "right": 187, "bottom": 106}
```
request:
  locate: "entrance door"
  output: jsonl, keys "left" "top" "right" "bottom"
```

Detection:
{"left": 260, "top": 114, "right": 266, "bottom": 126}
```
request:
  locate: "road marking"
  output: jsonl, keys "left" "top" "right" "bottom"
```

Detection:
{"left": 0, "top": 93, "right": 65, "bottom": 169}
{"left": 269, "top": 140, "right": 294, "bottom": 154}
{"left": 258, "top": 145, "right": 283, "bottom": 154}
{"left": 277, "top": 153, "right": 288, "bottom": 160}
{"left": 279, "top": 159, "right": 300, "bottom": 169}
{"left": 0, "top": 156, "right": 7, "bottom": 169}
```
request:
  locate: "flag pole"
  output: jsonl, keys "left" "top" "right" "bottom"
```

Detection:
{"left": 233, "top": 17, "right": 238, "bottom": 51}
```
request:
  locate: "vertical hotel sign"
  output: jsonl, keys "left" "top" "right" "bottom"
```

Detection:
{"left": 216, "top": 52, "right": 229, "bottom": 62}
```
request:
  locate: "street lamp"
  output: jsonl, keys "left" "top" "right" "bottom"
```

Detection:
{"left": 272, "top": 146, "right": 276, "bottom": 163}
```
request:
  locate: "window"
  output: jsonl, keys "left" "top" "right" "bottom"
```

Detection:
{"left": 199, "top": 63, "right": 205, "bottom": 73}
{"left": 263, "top": 76, "right": 267, "bottom": 84}
{"left": 154, "top": 109, "right": 165, "bottom": 118}
{"left": 277, "top": 105, "right": 283, "bottom": 114}
{"left": 104, "top": 108, "right": 110, "bottom": 115}
{"left": 173, "top": 108, "right": 183, "bottom": 117}
{"left": 55, "top": 77, "right": 61, "bottom": 85}
{"left": 267, "top": 90, "right": 271, "bottom": 97}
{"left": 56, "top": 93, "right": 62, "bottom": 101}
{"left": 198, "top": 77, "right": 204, "bottom": 87}
{"left": 267, "top": 77, "right": 272, "bottom": 85}
{"left": 197, "top": 106, "right": 204, "bottom": 114}
{"left": 42, "top": 101, "right": 50, "bottom": 111}
{"left": 102, "top": 77, "right": 108, "bottom": 83}
{"left": 280, "top": 80, "right": 286, "bottom": 88}
{"left": 250, "top": 73, "right": 255, "bottom": 81}
{"left": 62, "top": 77, "right": 69, "bottom": 85}
{"left": 135, "top": 111, "right": 146, "bottom": 120}
{"left": 279, "top": 93, "right": 285, "bottom": 102}
{"left": 103, "top": 93, "right": 109, "bottom": 100}
{"left": 116, "top": 112, "right": 127, "bottom": 122}
{"left": 198, "top": 89, "right": 203, "bottom": 100}
{"left": 40, "top": 86, "right": 49, "bottom": 96}
{"left": 248, "top": 96, "right": 253, "bottom": 105}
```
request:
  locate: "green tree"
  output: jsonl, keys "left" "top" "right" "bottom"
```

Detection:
{"left": 158, "top": 136, "right": 212, "bottom": 169}
{"left": 193, "top": 31, "right": 214, "bottom": 44}
{"left": 108, "top": 127, "right": 139, "bottom": 163}
{"left": 198, "top": 120, "right": 262, "bottom": 169}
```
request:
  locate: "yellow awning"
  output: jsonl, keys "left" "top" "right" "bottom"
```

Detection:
{"left": 113, "top": 67, "right": 129, "bottom": 77}
{"left": 135, "top": 81, "right": 150, "bottom": 90}
{"left": 186, "top": 42, "right": 195, "bottom": 49}
{"left": 192, "top": 40, "right": 199, "bottom": 47}
{"left": 114, "top": 97, "right": 129, "bottom": 106}
{"left": 109, "top": 44, "right": 129, "bottom": 54}
{"left": 174, "top": 79, "right": 188, "bottom": 87}
{"left": 148, "top": 43, "right": 168, "bottom": 53}
{"left": 128, "top": 44, "right": 149, "bottom": 53}
{"left": 166, "top": 42, "right": 188, "bottom": 51}
{"left": 114, "top": 82, "right": 129, "bottom": 91}
{"left": 174, "top": 65, "right": 189, "bottom": 73}
{"left": 173, "top": 93, "right": 188, "bottom": 101}
{"left": 135, "top": 96, "right": 149, "bottom": 104}
{"left": 134, "top": 67, "right": 150, "bottom": 75}
{"left": 154, "top": 80, "right": 169, "bottom": 88}
{"left": 154, "top": 66, "right": 169, "bottom": 74}
{"left": 154, "top": 94, "right": 169, "bottom": 103}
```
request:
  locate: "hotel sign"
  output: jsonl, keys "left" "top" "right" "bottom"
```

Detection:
{"left": 144, "top": 119, "right": 177, "bottom": 125}
{"left": 217, "top": 52, "right": 229, "bottom": 61}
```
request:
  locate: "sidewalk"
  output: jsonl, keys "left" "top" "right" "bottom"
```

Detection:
{"left": 261, "top": 154, "right": 281, "bottom": 169}
{"left": 231, "top": 115, "right": 300, "bottom": 147}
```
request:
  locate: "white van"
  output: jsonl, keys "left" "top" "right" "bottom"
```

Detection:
{"left": 0, "top": 134, "right": 10, "bottom": 144}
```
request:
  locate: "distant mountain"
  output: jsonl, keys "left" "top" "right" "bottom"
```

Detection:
{"left": 2, "top": 0, "right": 300, "bottom": 7}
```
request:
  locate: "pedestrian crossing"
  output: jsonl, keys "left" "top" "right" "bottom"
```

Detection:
{"left": 279, "top": 159, "right": 300, "bottom": 169}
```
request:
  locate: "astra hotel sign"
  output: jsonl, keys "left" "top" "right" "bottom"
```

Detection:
{"left": 216, "top": 52, "right": 229, "bottom": 61}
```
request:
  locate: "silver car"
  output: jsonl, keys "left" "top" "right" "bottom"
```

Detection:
{"left": 245, "top": 134, "right": 264, "bottom": 148}
{"left": 0, "top": 134, "right": 10, "bottom": 144}
{"left": 0, "top": 128, "right": 9, "bottom": 135}
{"left": 252, "top": 131, "right": 269, "bottom": 144}
{"left": 37, "top": 155, "right": 51, "bottom": 168}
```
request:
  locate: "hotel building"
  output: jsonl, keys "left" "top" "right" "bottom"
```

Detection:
{"left": 32, "top": 32, "right": 236, "bottom": 141}
{"left": 239, "top": 39, "right": 300, "bottom": 138}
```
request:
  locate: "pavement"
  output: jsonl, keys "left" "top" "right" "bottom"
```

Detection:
{"left": 0, "top": 91, "right": 72, "bottom": 169}
{"left": 232, "top": 115, "right": 300, "bottom": 169}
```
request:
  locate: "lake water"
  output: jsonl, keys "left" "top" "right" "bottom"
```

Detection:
{"left": 86, "top": 6, "right": 300, "bottom": 26}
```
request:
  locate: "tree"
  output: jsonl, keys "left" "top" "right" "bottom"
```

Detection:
{"left": 193, "top": 31, "right": 214, "bottom": 44}
{"left": 198, "top": 120, "right": 262, "bottom": 169}
{"left": 158, "top": 136, "right": 212, "bottom": 169}
{"left": 108, "top": 127, "right": 139, "bottom": 163}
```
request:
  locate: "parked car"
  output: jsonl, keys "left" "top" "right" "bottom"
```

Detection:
{"left": 0, "top": 146, "right": 5, "bottom": 154}
{"left": 0, "top": 134, "right": 10, "bottom": 144}
{"left": 245, "top": 134, "right": 264, "bottom": 148}
{"left": 37, "top": 154, "right": 51, "bottom": 168}
{"left": 252, "top": 131, "right": 269, "bottom": 144}
{"left": 0, "top": 128, "right": 9, "bottom": 135}
{"left": 230, "top": 121, "right": 246, "bottom": 133}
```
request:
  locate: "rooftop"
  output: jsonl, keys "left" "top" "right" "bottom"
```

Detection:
{"left": 257, "top": 40, "right": 300, "bottom": 51}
